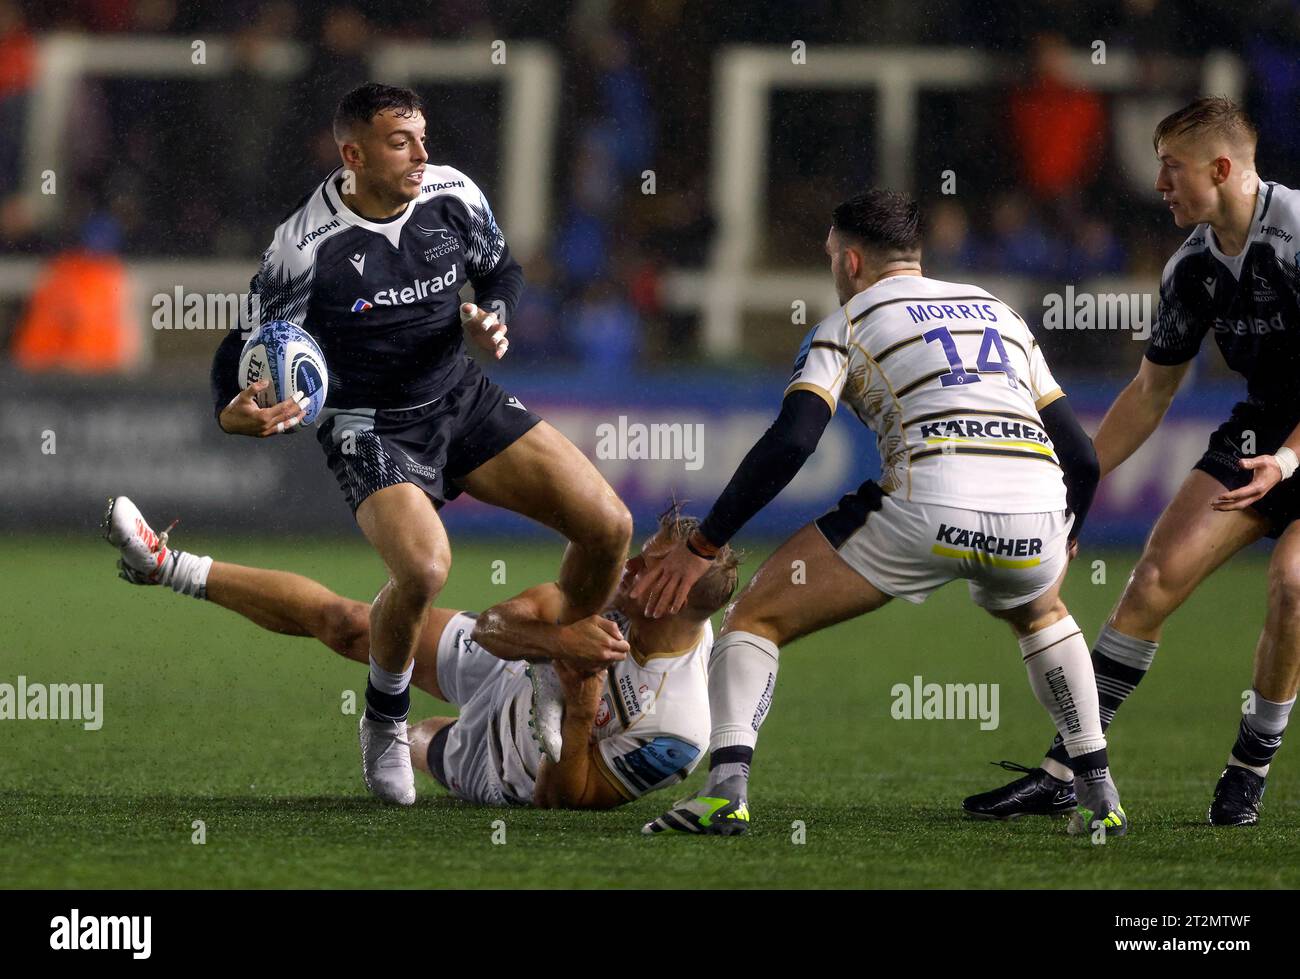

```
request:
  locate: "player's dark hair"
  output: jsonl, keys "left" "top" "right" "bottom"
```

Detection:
{"left": 832, "top": 189, "right": 923, "bottom": 257}
{"left": 333, "top": 82, "right": 426, "bottom": 142}
{"left": 1153, "top": 96, "right": 1257, "bottom": 154}
{"left": 655, "top": 501, "right": 742, "bottom": 618}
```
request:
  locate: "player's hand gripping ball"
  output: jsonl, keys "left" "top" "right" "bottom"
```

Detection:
{"left": 237, "top": 321, "right": 329, "bottom": 428}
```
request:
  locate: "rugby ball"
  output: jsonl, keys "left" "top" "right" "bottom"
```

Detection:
{"left": 237, "top": 321, "right": 329, "bottom": 427}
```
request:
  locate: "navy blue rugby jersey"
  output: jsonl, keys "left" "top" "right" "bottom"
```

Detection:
{"left": 211, "top": 163, "right": 523, "bottom": 415}
{"left": 1147, "top": 181, "right": 1300, "bottom": 417}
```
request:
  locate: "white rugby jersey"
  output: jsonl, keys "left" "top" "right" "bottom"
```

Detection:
{"left": 492, "top": 611, "right": 712, "bottom": 806}
{"left": 787, "top": 274, "right": 1068, "bottom": 512}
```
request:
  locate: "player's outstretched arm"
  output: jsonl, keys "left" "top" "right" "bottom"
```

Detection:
{"left": 471, "top": 583, "right": 628, "bottom": 668}
{"left": 1093, "top": 357, "right": 1190, "bottom": 477}
{"left": 533, "top": 662, "right": 626, "bottom": 809}
{"left": 632, "top": 389, "right": 832, "bottom": 618}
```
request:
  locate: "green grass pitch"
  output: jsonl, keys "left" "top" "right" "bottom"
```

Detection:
{"left": 2, "top": 533, "right": 1298, "bottom": 889}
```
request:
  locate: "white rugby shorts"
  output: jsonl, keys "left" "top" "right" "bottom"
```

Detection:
{"left": 813, "top": 481, "right": 1072, "bottom": 610}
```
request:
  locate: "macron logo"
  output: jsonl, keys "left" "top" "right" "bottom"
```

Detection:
{"left": 351, "top": 299, "right": 373, "bottom": 313}
{"left": 1203, "top": 276, "right": 1217, "bottom": 298}
{"left": 349, "top": 252, "right": 366, "bottom": 276}
{"left": 50, "top": 909, "right": 151, "bottom": 959}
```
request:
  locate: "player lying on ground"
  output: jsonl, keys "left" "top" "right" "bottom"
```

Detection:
{"left": 105, "top": 496, "right": 738, "bottom": 809}
{"left": 209, "top": 83, "right": 632, "bottom": 806}
{"left": 633, "top": 189, "right": 1118, "bottom": 837}
{"left": 964, "top": 97, "right": 1300, "bottom": 827}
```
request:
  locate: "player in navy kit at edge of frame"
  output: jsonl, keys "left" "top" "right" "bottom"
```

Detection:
{"left": 965, "top": 97, "right": 1300, "bottom": 828}
{"left": 209, "top": 83, "right": 632, "bottom": 805}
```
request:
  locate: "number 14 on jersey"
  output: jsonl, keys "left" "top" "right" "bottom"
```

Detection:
{"left": 922, "top": 326, "right": 1019, "bottom": 389}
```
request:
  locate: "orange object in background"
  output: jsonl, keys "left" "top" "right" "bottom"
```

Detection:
{"left": 11, "top": 251, "right": 141, "bottom": 373}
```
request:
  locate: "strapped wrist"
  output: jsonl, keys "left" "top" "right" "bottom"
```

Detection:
{"left": 1275, "top": 446, "right": 1298, "bottom": 481}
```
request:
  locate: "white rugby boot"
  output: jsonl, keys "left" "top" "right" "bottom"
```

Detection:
{"left": 359, "top": 714, "right": 417, "bottom": 805}
{"left": 102, "top": 496, "right": 171, "bottom": 584}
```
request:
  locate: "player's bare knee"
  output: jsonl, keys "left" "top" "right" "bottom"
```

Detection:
{"left": 1122, "top": 556, "right": 1180, "bottom": 619}
{"left": 393, "top": 560, "right": 449, "bottom": 607}
{"left": 1267, "top": 563, "right": 1300, "bottom": 616}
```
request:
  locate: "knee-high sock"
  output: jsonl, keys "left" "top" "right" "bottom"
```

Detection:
{"left": 702, "top": 631, "right": 778, "bottom": 793}
{"left": 1021, "top": 616, "right": 1107, "bottom": 768}
{"left": 1229, "top": 691, "right": 1296, "bottom": 777}
{"left": 1042, "top": 624, "right": 1156, "bottom": 780}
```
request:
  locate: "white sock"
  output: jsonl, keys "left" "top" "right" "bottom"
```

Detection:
{"left": 706, "top": 631, "right": 779, "bottom": 755}
{"left": 1020, "top": 616, "right": 1106, "bottom": 760}
{"left": 158, "top": 550, "right": 212, "bottom": 599}
{"left": 368, "top": 656, "right": 414, "bottom": 695}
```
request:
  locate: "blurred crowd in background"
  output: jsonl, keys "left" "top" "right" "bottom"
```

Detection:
{"left": 1, "top": 0, "right": 1298, "bottom": 376}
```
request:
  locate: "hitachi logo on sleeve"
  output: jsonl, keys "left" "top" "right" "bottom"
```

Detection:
{"left": 357, "top": 266, "right": 458, "bottom": 309}
{"left": 50, "top": 909, "right": 151, "bottom": 959}
{"left": 295, "top": 218, "right": 342, "bottom": 250}
{"left": 421, "top": 179, "right": 466, "bottom": 193}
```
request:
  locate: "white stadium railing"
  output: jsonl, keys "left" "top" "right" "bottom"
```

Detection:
{"left": 22, "top": 33, "right": 559, "bottom": 259}
{"left": 3, "top": 38, "right": 1242, "bottom": 365}
{"left": 702, "top": 45, "right": 1244, "bottom": 356}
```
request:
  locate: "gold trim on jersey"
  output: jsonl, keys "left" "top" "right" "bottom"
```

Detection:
{"left": 895, "top": 369, "right": 954, "bottom": 398}
{"left": 849, "top": 340, "right": 911, "bottom": 499}
{"left": 869, "top": 326, "right": 1030, "bottom": 364}
{"left": 592, "top": 746, "right": 636, "bottom": 800}
{"left": 911, "top": 445, "right": 1062, "bottom": 465}
{"left": 905, "top": 407, "right": 1043, "bottom": 427}
{"left": 1035, "top": 388, "right": 1066, "bottom": 410}
{"left": 895, "top": 368, "right": 1032, "bottom": 399}
{"left": 785, "top": 381, "right": 837, "bottom": 414}
{"left": 627, "top": 629, "right": 703, "bottom": 666}
{"left": 850, "top": 294, "right": 1000, "bottom": 327}
{"left": 810, "top": 340, "right": 849, "bottom": 356}
{"left": 931, "top": 544, "right": 1042, "bottom": 569}
{"left": 922, "top": 437, "right": 1057, "bottom": 457}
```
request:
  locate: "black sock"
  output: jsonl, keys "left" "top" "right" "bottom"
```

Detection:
{"left": 704, "top": 745, "right": 754, "bottom": 793}
{"left": 364, "top": 680, "right": 410, "bottom": 723}
{"left": 1231, "top": 716, "right": 1284, "bottom": 769}
{"left": 1071, "top": 746, "right": 1111, "bottom": 787}
{"left": 709, "top": 745, "right": 753, "bottom": 773}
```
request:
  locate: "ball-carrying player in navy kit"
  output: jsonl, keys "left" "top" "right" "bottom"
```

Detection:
{"left": 965, "top": 97, "right": 1300, "bottom": 826}
{"left": 208, "top": 83, "right": 632, "bottom": 805}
